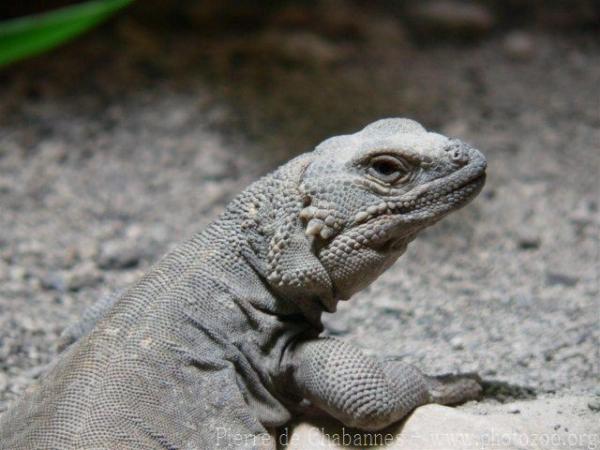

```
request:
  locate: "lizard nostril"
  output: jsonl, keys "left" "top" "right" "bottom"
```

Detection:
{"left": 446, "top": 144, "right": 469, "bottom": 166}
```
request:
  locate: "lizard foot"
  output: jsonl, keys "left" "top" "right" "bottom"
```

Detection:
{"left": 426, "top": 372, "right": 483, "bottom": 406}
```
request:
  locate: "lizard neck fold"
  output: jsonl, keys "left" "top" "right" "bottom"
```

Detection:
{"left": 228, "top": 154, "right": 337, "bottom": 326}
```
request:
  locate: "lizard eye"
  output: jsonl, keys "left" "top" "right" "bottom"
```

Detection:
{"left": 367, "top": 155, "right": 409, "bottom": 183}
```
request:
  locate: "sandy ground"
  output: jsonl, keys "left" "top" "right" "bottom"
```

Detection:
{"left": 0, "top": 6, "right": 598, "bottom": 426}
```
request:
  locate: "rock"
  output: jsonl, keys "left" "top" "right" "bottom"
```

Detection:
{"left": 23, "top": 365, "right": 48, "bottom": 380}
{"left": 257, "top": 31, "right": 344, "bottom": 66}
{"left": 503, "top": 31, "right": 535, "bottom": 61}
{"left": 42, "top": 262, "right": 102, "bottom": 292}
{"left": 284, "top": 405, "right": 528, "bottom": 449}
{"left": 407, "top": 1, "right": 495, "bottom": 38}
{"left": 53, "top": 246, "right": 79, "bottom": 270}
{"left": 16, "top": 240, "right": 45, "bottom": 257}
{"left": 450, "top": 336, "right": 465, "bottom": 350}
{"left": 19, "top": 316, "right": 44, "bottom": 333}
{"left": 97, "top": 240, "right": 143, "bottom": 270}
{"left": 9, "top": 265, "right": 27, "bottom": 281}
{"left": 64, "top": 262, "right": 103, "bottom": 291}
{"left": 570, "top": 200, "right": 597, "bottom": 227}
{"left": 0, "top": 260, "right": 9, "bottom": 281}
{"left": 323, "top": 315, "right": 350, "bottom": 336}
{"left": 545, "top": 272, "right": 579, "bottom": 287}
{"left": 77, "top": 238, "right": 99, "bottom": 261}
{"left": 588, "top": 398, "right": 600, "bottom": 412}
{"left": 516, "top": 231, "right": 541, "bottom": 250}
{"left": 0, "top": 372, "right": 7, "bottom": 392}
{"left": 283, "top": 396, "right": 596, "bottom": 450}
{"left": 41, "top": 273, "right": 66, "bottom": 292}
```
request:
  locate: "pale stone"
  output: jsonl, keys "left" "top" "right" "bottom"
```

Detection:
{"left": 282, "top": 396, "right": 598, "bottom": 450}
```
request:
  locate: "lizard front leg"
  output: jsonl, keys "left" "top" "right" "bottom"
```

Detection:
{"left": 284, "top": 338, "right": 481, "bottom": 431}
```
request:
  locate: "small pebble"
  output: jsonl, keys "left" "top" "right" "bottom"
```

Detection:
{"left": 323, "top": 316, "right": 350, "bottom": 336}
{"left": 503, "top": 31, "right": 535, "bottom": 61}
{"left": 450, "top": 336, "right": 465, "bottom": 350}
{"left": 408, "top": 0, "right": 495, "bottom": 37}
{"left": 97, "top": 240, "right": 143, "bottom": 270}
{"left": 42, "top": 263, "right": 102, "bottom": 292}
{"left": 9, "top": 266, "right": 27, "bottom": 281}
{"left": 588, "top": 398, "right": 600, "bottom": 412}
{"left": 517, "top": 231, "right": 541, "bottom": 250}
{"left": 545, "top": 272, "right": 579, "bottom": 287}
{"left": 0, "top": 372, "right": 7, "bottom": 392}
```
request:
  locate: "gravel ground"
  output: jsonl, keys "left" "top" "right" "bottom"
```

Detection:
{"left": 0, "top": 6, "right": 598, "bottom": 421}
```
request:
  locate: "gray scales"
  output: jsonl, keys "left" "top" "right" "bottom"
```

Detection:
{"left": 0, "top": 118, "right": 487, "bottom": 449}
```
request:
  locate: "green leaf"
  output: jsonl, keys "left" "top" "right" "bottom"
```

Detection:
{"left": 0, "top": 0, "right": 133, "bottom": 67}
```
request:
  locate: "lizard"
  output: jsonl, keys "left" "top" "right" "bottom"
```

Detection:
{"left": 0, "top": 118, "right": 487, "bottom": 450}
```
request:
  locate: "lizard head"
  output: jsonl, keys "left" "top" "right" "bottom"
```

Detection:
{"left": 296, "top": 118, "right": 487, "bottom": 301}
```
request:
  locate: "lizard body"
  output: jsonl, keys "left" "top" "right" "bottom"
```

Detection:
{"left": 0, "top": 118, "right": 487, "bottom": 449}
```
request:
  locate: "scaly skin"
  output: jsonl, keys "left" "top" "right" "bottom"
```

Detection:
{"left": 0, "top": 118, "right": 487, "bottom": 450}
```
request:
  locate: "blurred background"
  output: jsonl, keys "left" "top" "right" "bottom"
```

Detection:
{"left": 0, "top": 0, "right": 598, "bottom": 415}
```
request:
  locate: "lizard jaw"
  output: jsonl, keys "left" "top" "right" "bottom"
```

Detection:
{"left": 351, "top": 145, "right": 487, "bottom": 229}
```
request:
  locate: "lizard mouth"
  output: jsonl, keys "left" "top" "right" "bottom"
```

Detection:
{"left": 387, "top": 152, "right": 487, "bottom": 221}
{"left": 379, "top": 171, "right": 486, "bottom": 226}
{"left": 355, "top": 168, "right": 486, "bottom": 252}
{"left": 414, "top": 171, "right": 486, "bottom": 214}
{"left": 350, "top": 149, "right": 487, "bottom": 231}
{"left": 337, "top": 170, "right": 486, "bottom": 257}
